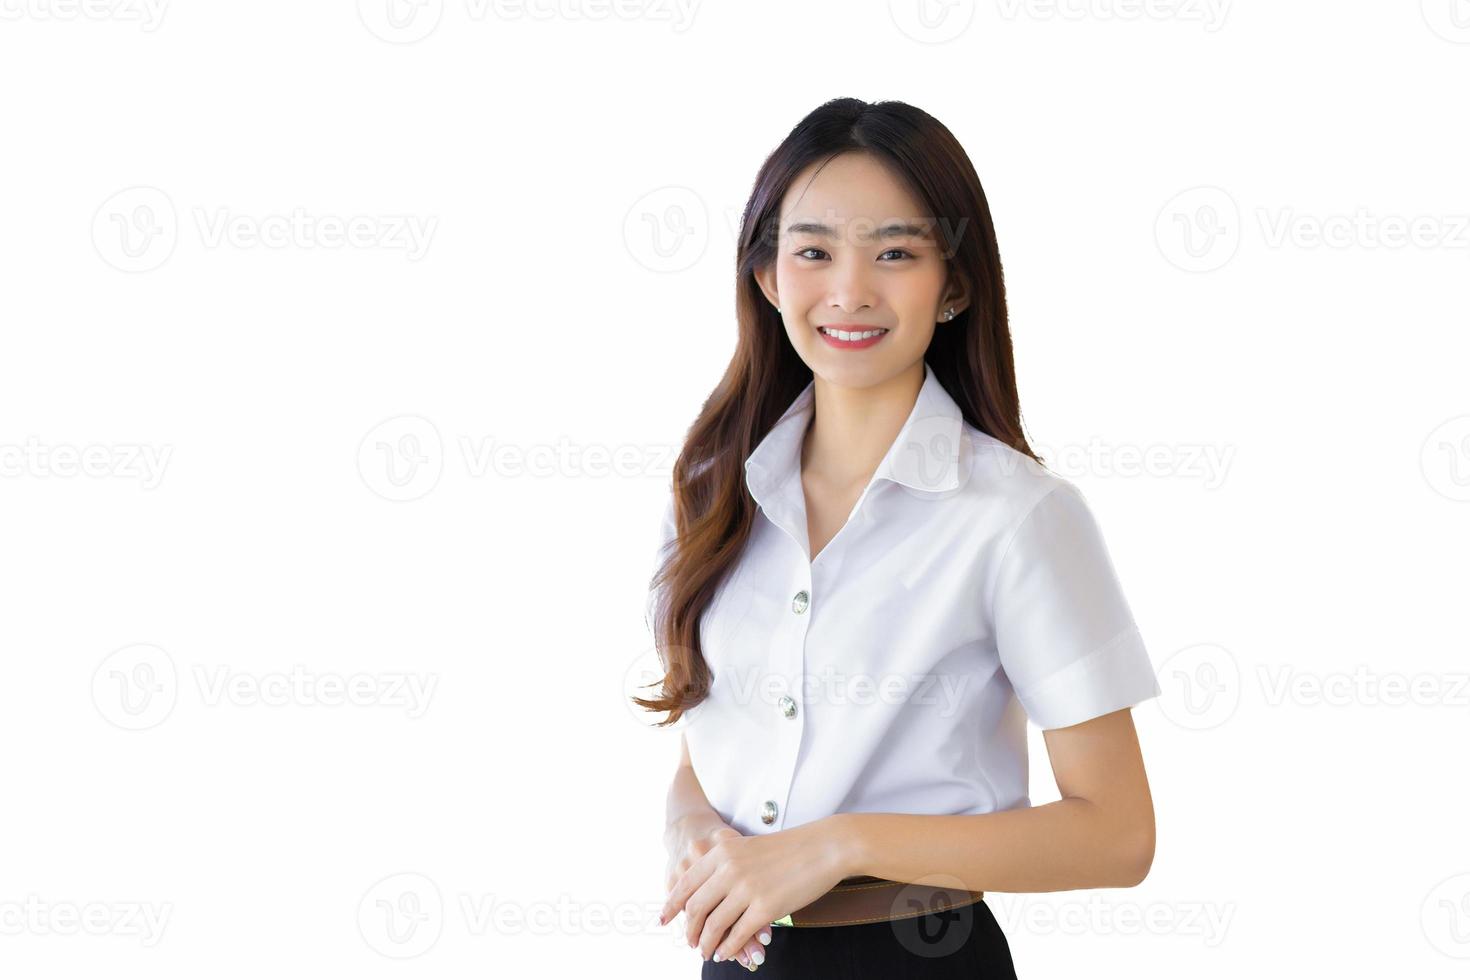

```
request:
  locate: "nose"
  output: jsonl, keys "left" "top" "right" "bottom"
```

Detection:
{"left": 826, "top": 253, "right": 877, "bottom": 314}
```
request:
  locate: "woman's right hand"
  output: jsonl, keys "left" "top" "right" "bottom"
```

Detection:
{"left": 663, "top": 813, "right": 771, "bottom": 971}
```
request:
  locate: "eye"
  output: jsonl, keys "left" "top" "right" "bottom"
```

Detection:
{"left": 793, "top": 247, "right": 914, "bottom": 261}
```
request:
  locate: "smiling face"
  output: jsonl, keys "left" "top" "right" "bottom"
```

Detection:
{"left": 755, "top": 151, "right": 967, "bottom": 388}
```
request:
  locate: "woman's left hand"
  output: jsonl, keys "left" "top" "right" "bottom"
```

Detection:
{"left": 658, "top": 814, "right": 851, "bottom": 963}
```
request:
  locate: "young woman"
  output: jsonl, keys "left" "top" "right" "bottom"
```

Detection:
{"left": 637, "top": 98, "right": 1161, "bottom": 978}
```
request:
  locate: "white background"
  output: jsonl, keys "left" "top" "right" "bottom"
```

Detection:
{"left": 2, "top": 0, "right": 1468, "bottom": 976}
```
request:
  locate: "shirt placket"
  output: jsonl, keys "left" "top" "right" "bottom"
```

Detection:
{"left": 756, "top": 473, "right": 864, "bottom": 834}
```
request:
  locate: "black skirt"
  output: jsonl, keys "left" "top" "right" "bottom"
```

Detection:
{"left": 699, "top": 899, "right": 1016, "bottom": 979}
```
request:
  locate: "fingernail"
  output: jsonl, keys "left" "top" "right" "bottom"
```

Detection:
{"left": 713, "top": 952, "right": 722, "bottom": 962}
{"left": 751, "top": 947, "right": 765, "bottom": 966}
{"left": 758, "top": 930, "right": 771, "bottom": 945}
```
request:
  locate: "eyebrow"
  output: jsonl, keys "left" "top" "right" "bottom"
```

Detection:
{"left": 785, "top": 221, "right": 934, "bottom": 241}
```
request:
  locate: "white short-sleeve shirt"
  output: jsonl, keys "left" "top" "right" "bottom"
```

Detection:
{"left": 647, "top": 361, "right": 1161, "bottom": 836}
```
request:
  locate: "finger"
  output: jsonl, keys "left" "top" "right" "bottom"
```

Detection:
{"left": 715, "top": 908, "right": 773, "bottom": 966}
{"left": 659, "top": 858, "right": 707, "bottom": 927}
{"left": 735, "top": 936, "right": 764, "bottom": 969}
{"left": 657, "top": 871, "right": 683, "bottom": 925}
{"left": 699, "top": 895, "right": 745, "bottom": 961}
{"left": 681, "top": 870, "right": 728, "bottom": 948}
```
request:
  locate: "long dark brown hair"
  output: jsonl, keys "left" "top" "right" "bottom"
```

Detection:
{"left": 634, "top": 97, "right": 1043, "bottom": 727}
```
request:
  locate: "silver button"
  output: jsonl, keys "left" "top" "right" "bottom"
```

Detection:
{"left": 791, "top": 590, "right": 809, "bottom": 614}
{"left": 779, "top": 695, "right": 797, "bottom": 719}
{"left": 760, "top": 800, "right": 779, "bottom": 825}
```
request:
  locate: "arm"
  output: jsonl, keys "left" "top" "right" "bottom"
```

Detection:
{"left": 663, "top": 733, "right": 728, "bottom": 848}
{"left": 827, "top": 707, "right": 1156, "bottom": 891}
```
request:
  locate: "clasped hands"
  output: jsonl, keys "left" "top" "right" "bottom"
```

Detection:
{"left": 659, "top": 814, "right": 848, "bottom": 969}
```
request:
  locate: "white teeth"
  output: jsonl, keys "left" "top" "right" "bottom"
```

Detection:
{"left": 820, "top": 327, "right": 888, "bottom": 341}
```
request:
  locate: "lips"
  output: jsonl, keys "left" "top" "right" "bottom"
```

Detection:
{"left": 816, "top": 324, "right": 890, "bottom": 349}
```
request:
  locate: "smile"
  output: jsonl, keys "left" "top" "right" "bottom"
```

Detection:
{"left": 817, "top": 326, "right": 890, "bottom": 349}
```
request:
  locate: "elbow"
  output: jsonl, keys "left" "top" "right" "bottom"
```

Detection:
{"left": 1116, "top": 826, "right": 1155, "bottom": 888}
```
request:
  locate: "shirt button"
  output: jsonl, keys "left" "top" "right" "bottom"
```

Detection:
{"left": 791, "top": 590, "right": 809, "bottom": 614}
{"left": 778, "top": 695, "right": 797, "bottom": 719}
{"left": 760, "top": 800, "right": 779, "bottom": 825}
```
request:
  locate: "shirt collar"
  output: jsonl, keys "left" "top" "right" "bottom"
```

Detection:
{"left": 743, "top": 360, "right": 965, "bottom": 514}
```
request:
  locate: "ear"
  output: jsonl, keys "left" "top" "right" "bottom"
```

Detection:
{"left": 753, "top": 264, "right": 780, "bottom": 312}
{"left": 940, "top": 276, "right": 971, "bottom": 320}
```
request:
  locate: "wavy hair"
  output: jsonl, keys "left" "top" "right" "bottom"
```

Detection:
{"left": 634, "top": 97, "right": 1042, "bottom": 727}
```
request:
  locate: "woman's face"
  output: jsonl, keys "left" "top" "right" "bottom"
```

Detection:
{"left": 757, "top": 151, "right": 965, "bottom": 388}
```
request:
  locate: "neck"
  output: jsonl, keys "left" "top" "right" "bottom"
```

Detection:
{"left": 801, "top": 362, "right": 925, "bottom": 490}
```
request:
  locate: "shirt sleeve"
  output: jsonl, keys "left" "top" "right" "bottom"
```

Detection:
{"left": 644, "top": 488, "right": 679, "bottom": 638}
{"left": 990, "top": 481, "right": 1161, "bottom": 731}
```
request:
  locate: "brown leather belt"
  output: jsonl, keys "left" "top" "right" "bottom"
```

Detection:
{"left": 771, "top": 875, "right": 985, "bottom": 928}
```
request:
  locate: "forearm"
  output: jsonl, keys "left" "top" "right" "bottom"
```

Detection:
{"left": 664, "top": 764, "right": 724, "bottom": 841}
{"left": 828, "top": 797, "right": 1151, "bottom": 893}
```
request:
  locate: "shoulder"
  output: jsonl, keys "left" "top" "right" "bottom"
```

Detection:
{"left": 956, "top": 423, "right": 1082, "bottom": 533}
